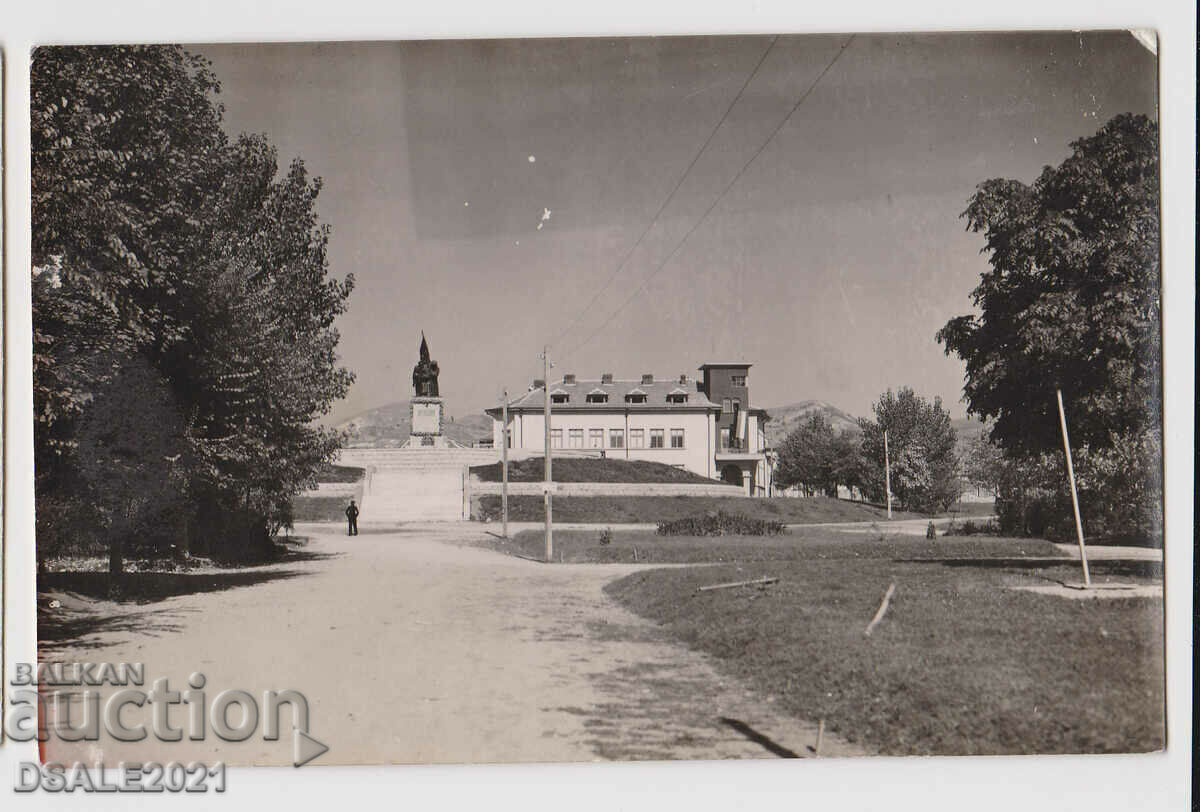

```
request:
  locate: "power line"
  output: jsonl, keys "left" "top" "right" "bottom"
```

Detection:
{"left": 561, "top": 34, "right": 856, "bottom": 363}
{"left": 544, "top": 35, "right": 780, "bottom": 351}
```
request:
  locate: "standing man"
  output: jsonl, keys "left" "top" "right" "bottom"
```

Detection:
{"left": 345, "top": 499, "right": 360, "bottom": 536}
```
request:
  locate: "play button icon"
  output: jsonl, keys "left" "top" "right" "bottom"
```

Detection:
{"left": 294, "top": 729, "right": 329, "bottom": 767}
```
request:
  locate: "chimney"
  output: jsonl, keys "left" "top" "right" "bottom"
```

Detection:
{"left": 563, "top": 373, "right": 576, "bottom": 385}
{"left": 601, "top": 373, "right": 613, "bottom": 384}
{"left": 532, "top": 378, "right": 545, "bottom": 390}
{"left": 641, "top": 373, "right": 654, "bottom": 385}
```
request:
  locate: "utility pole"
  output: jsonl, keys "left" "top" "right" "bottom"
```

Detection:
{"left": 501, "top": 387, "right": 509, "bottom": 539}
{"left": 883, "top": 428, "right": 892, "bottom": 520}
{"left": 1056, "top": 389, "right": 1091, "bottom": 587}
{"left": 542, "top": 346, "right": 553, "bottom": 563}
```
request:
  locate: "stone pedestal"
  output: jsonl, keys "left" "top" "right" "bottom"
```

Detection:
{"left": 409, "top": 396, "right": 447, "bottom": 448}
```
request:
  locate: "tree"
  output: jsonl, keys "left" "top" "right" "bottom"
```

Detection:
{"left": 936, "top": 113, "right": 1161, "bottom": 540}
{"left": 776, "top": 414, "right": 836, "bottom": 496}
{"left": 961, "top": 430, "right": 1004, "bottom": 500}
{"left": 859, "top": 388, "right": 960, "bottom": 513}
{"left": 776, "top": 415, "right": 865, "bottom": 498}
{"left": 73, "top": 357, "right": 188, "bottom": 574}
{"left": 935, "top": 114, "right": 1160, "bottom": 457}
{"left": 32, "top": 46, "right": 355, "bottom": 567}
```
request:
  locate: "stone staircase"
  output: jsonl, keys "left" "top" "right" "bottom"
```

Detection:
{"left": 339, "top": 447, "right": 501, "bottom": 523}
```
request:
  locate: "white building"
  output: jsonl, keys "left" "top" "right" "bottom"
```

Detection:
{"left": 486, "top": 363, "right": 774, "bottom": 496}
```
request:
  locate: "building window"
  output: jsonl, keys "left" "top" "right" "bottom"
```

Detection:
{"left": 722, "top": 398, "right": 732, "bottom": 412}
{"left": 609, "top": 429, "right": 624, "bottom": 448}
{"left": 551, "top": 428, "right": 562, "bottom": 449}
{"left": 588, "top": 428, "right": 603, "bottom": 448}
{"left": 586, "top": 392, "right": 608, "bottom": 403}
{"left": 629, "top": 428, "right": 645, "bottom": 448}
{"left": 649, "top": 429, "right": 665, "bottom": 448}
{"left": 731, "top": 375, "right": 746, "bottom": 387}
{"left": 568, "top": 428, "right": 584, "bottom": 448}
{"left": 625, "top": 393, "right": 647, "bottom": 404}
{"left": 666, "top": 391, "right": 688, "bottom": 404}
{"left": 670, "top": 428, "right": 684, "bottom": 448}
{"left": 720, "top": 428, "right": 730, "bottom": 450}
{"left": 550, "top": 391, "right": 569, "bottom": 404}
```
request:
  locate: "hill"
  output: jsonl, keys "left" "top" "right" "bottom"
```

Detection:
{"left": 337, "top": 402, "right": 493, "bottom": 447}
{"left": 763, "top": 400, "right": 860, "bottom": 447}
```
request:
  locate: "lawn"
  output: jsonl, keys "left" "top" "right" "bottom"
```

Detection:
{"left": 315, "top": 464, "right": 366, "bottom": 483}
{"left": 470, "top": 456, "right": 716, "bottom": 484}
{"left": 292, "top": 496, "right": 355, "bottom": 522}
{"left": 603, "top": 545, "right": 1164, "bottom": 756}
{"left": 492, "top": 528, "right": 1065, "bottom": 565}
{"left": 477, "top": 494, "right": 923, "bottom": 523}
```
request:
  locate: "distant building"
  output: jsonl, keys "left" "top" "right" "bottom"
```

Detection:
{"left": 486, "top": 362, "right": 774, "bottom": 496}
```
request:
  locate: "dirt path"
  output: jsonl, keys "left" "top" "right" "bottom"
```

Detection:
{"left": 41, "top": 522, "right": 862, "bottom": 765}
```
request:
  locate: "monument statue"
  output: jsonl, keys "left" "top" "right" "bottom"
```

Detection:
{"left": 412, "top": 333, "right": 440, "bottom": 397}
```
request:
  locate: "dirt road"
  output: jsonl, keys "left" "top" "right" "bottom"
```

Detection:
{"left": 41, "top": 523, "right": 862, "bottom": 765}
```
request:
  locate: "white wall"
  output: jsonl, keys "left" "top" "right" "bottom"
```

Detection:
{"left": 495, "top": 409, "right": 717, "bottom": 479}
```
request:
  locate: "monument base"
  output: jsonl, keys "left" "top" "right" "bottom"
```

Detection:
{"left": 409, "top": 396, "right": 446, "bottom": 448}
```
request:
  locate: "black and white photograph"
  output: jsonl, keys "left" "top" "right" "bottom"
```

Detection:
{"left": 14, "top": 24, "right": 1179, "bottom": 784}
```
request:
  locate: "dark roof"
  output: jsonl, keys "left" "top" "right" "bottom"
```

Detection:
{"left": 490, "top": 379, "right": 719, "bottom": 414}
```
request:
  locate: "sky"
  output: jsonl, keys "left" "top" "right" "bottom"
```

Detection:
{"left": 198, "top": 31, "right": 1157, "bottom": 425}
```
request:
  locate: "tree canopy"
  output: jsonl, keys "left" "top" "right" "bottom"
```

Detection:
{"left": 32, "top": 45, "right": 355, "bottom": 569}
{"left": 858, "top": 388, "right": 960, "bottom": 513}
{"left": 936, "top": 113, "right": 1160, "bottom": 457}
{"left": 936, "top": 113, "right": 1161, "bottom": 542}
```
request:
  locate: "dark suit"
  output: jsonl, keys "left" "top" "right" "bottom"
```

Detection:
{"left": 345, "top": 503, "right": 359, "bottom": 536}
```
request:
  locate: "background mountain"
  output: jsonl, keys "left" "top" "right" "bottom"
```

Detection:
{"left": 763, "top": 400, "right": 861, "bottom": 447}
{"left": 763, "top": 401, "right": 986, "bottom": 452}
{"left": 338, "top": 402, "right": 493, "bottom": 447}
{"left": 339, "top": 398, "right": 985, "bottom": 453}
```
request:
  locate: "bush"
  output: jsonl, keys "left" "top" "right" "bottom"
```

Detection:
{"left": 656, "top": 511, "right": 787, "bottom": 537}
{"left": 943, "top": 518, "right": 1000, "bottom": 537}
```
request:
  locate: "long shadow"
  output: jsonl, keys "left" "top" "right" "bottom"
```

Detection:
{"left": 895, "top": 558, "right": 1162, "bottom": 578}
{"left": 38, "top": 567, "right": 310, "bottom": 604}
{"left": 719, "top": 717, "right": 802, "bottom": 758}
{"left": 38, "top": 605, "right": 193, "bottom": 654}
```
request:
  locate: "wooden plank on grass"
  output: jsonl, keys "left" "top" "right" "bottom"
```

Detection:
{"left": 864, "top": 582, "right": 896, "bottom": 636}
{"left": 696, "top": 576, "right": 779, "bottom": 592}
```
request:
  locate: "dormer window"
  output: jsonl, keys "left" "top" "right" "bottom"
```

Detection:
{"left": 731, "top": 374, "right": 746, "bottom": 387}
{"left": 550, "top": 389, "right": 570, "bottom": 404}
{"left": 585, "top": 388, "right": 608, "bottom": 404}
{"left": 625, "top": 387, "right": 647, "bottom": 404}
{"left": 666, "top": 387, "right": 688, "bottom": 404}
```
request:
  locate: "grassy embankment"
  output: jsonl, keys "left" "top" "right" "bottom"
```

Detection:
{"left": 471, "top": 456, "right": 716, "bottom": 483}
{"left": 559, "top": 530, "right": 1164, "bottom": 756}
{"left": 477, "top": 494, "right": 926, "bottom": 524}
{"left": 292, "top": 465, "right": 366, "bottom": 522}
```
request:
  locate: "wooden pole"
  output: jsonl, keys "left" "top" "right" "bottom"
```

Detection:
{"left": 1056, "top": 389, "right": 1091, "bottom": 587}
{"left": 543, "top": 347, "right": 553, "bottom": 563}
{"left": 501, "top": 388, "right": 509, "bottom": 539}
{"left": 884, "top": 429, "right": 893, "bottom": 520}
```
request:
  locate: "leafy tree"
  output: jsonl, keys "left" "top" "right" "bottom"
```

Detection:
{"left": 961, "top": 430, "right": 1004, "bottom": 500}
{"left": 936, "top": 114, "right": 1160, "bottom": 457}
{"left": 776, "top": 415, "right": 865, "bottom": 498}
{"left": 936, "top": 113, "right": 1161, "bottom": 541}
{"left": 859, "top": 388, "right": 960, "bottom": 513}
{"left": 776, "top": 414, "right": 836, "bottom": 496}
{"left": 32, "top": 46, "right": 355, "bottom": 567}
{"left": 72, "top": 357, "right": 188, "bottom": 574}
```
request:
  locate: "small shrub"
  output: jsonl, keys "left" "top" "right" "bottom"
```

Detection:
{"left": 656, "top": 510, "right": 787, "bottom": 537}
{"left": 599, "top": 527, "right": 613, "bottom": 546}
{"left": 943, "top": 518, "right": 1000, "bottom": 537}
